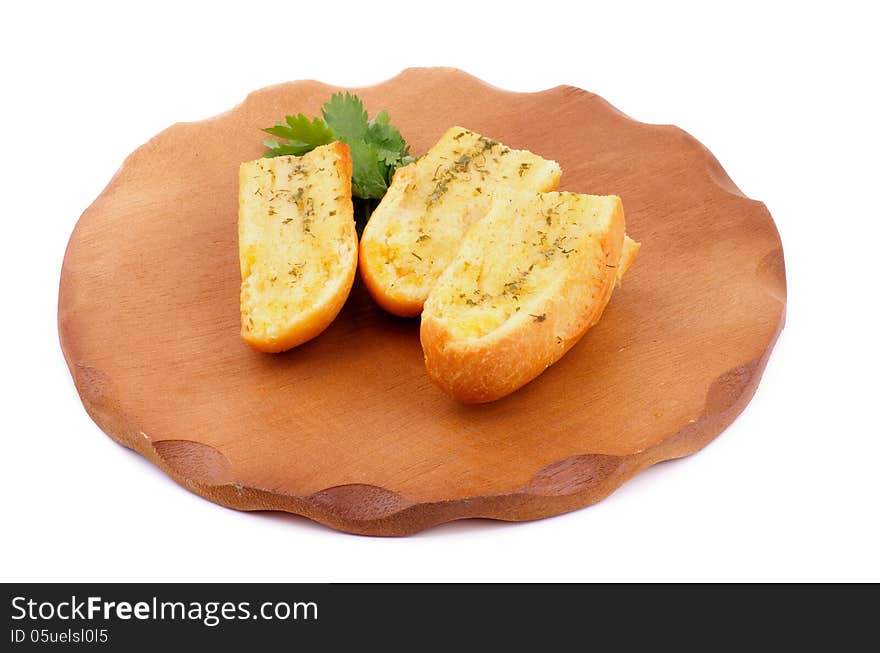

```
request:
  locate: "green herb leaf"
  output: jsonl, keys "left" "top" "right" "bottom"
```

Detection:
{"left": 321, "top": 92, "right": 369, "bottom": 142}
{"left": 347, "top": 140, "right": 389, "bottom": 199}
{"left": 367, "top": 110, "right": 412, "bottom": 172}
{"left": 368, "top": 111, "right": 406, "bottom": 153}
{"left": 260, "top": 92, "right": 413, "bottom": 215}
{"left": 262, "top": 114, "right": 333, "bottom": 157}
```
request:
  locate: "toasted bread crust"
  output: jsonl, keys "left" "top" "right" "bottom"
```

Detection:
{"left": 421, "top": 198, "right": 628, "bottom": 403}
{"left": 240, "top": 142, "right": 356, "bottom": 353}
{"left": 358, "top": 166, "right": 426, "bottom": 317}
{"left": 616, "top": 234, "right": 641, "bottom": 287}
{"left": 241, "top": 251, "right": 356, "bottom": 353}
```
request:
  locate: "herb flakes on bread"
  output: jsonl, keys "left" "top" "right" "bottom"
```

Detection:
{"left": 359, "top": 127, "right": 562, "bottom": 317}
{"left": 239, "top": 142, "right": 356, "bottom": 353}
{"left": 421, "top": 188, "right": 637, "bottom": 403}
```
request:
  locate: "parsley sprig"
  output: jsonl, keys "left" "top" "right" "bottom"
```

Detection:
{"left": 262, "top": 93, "right": 414, "bottom": 202}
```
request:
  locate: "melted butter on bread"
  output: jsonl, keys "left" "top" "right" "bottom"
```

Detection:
{"left": 428, "top": 190, "right": 623, "bottom": 339}
{"left": 359, "top": 127, "right": 561, "bottom": 316}
{"left": 239, "top": 142, "right": 356, "bottom": 352}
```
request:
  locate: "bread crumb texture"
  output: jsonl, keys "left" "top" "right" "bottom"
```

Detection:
{"left": 360, "top": 127, "right": 561, "bottom": 314}
{"left": 239, "top": 143, "right": 355, "bottom": 350}
{"left": 427, "top": 189, "right": 623, "bottom": 341}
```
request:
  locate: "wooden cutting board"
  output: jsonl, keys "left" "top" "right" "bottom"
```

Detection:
{"left": 58, "top": 67, "right": 786, "bottom": 536}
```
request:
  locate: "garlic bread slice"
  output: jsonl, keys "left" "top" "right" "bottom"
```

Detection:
{"left": 239, "top": 142, "right": 356, "bottom": 353}
{"left": 421, "top": 188, "right": 636, "bottom": 403}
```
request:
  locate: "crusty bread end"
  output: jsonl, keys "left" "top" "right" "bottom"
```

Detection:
{"left": 616, "top": 235, "right": 641, "bottom": 287}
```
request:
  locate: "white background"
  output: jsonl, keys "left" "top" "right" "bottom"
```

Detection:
{"left": 2, "top": 1, "right": 877, "bottom": 582}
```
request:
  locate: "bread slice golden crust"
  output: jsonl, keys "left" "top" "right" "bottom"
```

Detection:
{"left": 421, "top": 189, "right": 633, "bottom": 403}
{"left": 239, "top": 142, "right": 356, "bottom": 353}
{"left": 359, "top": 127, "right": 562, "bottom": 317}
{"left": 617, "top": 235, "right": 641, "bottom": 286}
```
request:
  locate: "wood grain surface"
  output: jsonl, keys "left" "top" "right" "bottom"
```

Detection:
{"left": 58, "top": 68, "right": 786, "bottom": 535}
